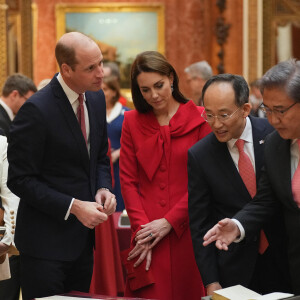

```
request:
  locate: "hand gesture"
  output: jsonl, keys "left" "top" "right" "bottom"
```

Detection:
{"left": 95, "top": 189, "right": 116, "bottom": 216}
{"left": 135, "top": 218, "right": 172, "bottom": 249}
{"left": 203, "top": 218, "right": 240, "bottom": 250}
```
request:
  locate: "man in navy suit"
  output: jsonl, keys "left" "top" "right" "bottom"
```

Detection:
{"left": 188, "top": 74, "right": 291, "bottom": 296}
{"left": 203, "top": 60, "right": 300, "bottom": 294}
{"left": 7, "top": 32, "right": 116, "bottom": 300}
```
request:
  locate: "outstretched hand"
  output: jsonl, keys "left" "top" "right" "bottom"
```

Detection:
{"left": 203, "top": 218, "right": 240, "bottom": 250}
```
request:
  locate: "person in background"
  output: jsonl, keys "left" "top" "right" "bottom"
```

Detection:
{"left": 184, "top": 60, "right": 213, "bottom": 106}
{"left": 119, "top": 51, "right": 211, "bottom": 300}
{"left": 103, "top": 76, "right": 129, "bottom": 212}
{"left": 188, "top": 74, "right": 291, "bottom": 296}
{"left": 0, "top": 74, "right": 36, "bottom": 138}
{"left": 203, "top": 59, "right": 300, "bottom": 295}
{"left": 103, "top": 61, "right": 128, "bottom": 106}
{"left": 0, "top": 135, "right": 20, "bottom": 300}
{"left": 37, "top": 78, "right": 51, "bottom": 91}
{"left": 249, "top": 79, "right": 265, "bottom": 118}
{"left": 7, "top": 32, "right": 116, "bottom": 300}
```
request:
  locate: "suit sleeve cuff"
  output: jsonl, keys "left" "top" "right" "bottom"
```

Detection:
{"left": 64, "top": 198, "right": 75, "bottom": 220}
{"left": 232, "top": 219, "right": 245, "bottom": 243}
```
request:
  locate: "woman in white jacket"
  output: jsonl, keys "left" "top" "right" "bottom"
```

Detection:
{"left": 0, "top": 135, "right": 20, "bottom": 300}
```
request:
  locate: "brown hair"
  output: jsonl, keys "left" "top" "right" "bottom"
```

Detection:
{"left": 103, "top": 76, "right": 120, "bottom": 105}
{"left": 131, "top": 51, "right": 188, "bottom": 113}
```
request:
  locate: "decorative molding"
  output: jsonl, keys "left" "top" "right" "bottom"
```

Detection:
{"left": 215, "top": 0, "right": 231, "bottom": 74}
{"left": 19, "top": 0, "right": 33, "bottom": 78}
{"left": 0, "top": 0, "right": 8, "bottom": 88}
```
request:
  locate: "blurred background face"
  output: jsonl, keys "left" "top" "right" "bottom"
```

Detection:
{"left": 137, "top": 71, "right": 173, "bottom": 112}
{"left": 12, "top": 90, "right": 34, "bottom": 114}
{"left": 102, "top": 82, "right": 116, "bottom": 106}
{"left": 203, "top": 82, "right": 250, "bottom": 143}
{"left": 186, "top": 74, "right": 206, "bottom": 104}
{"left": 263, "top": 87, "right": 300, "bottom": 139}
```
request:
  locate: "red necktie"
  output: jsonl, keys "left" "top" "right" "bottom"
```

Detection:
{"left": 77, "top": 94, "right": 87, "bottom": 145}
{"left": 236, "top": 139, "right": 269, "bottom": 254}
{"left": 292, "top": 139, "right": 300, "bottom": 207}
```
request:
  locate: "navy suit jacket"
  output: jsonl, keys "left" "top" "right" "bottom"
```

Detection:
{"left": 235, "top": 131, "right": 300, "bottom": 293}
{"left": 0, "top": 104, "right": 11, "bottom": 138}
{"left": 188, "top": 116, "right": 288, "bottom": 288}
{"left": 7, "top": 75, "right": 112, "bottom": 261}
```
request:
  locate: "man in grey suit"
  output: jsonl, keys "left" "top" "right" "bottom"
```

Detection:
{"left": 0, "top": 74, "right": 36, "bottom": 137}
{"left": 203, "top": 59, "right": 300, "bottom": 294}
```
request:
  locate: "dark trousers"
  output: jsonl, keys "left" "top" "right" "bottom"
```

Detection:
{"left": 249, "top": 247, "right": 292, "bottom": 294}
{"left": 0, "top": 255, "right": 20, "bottom": 300}
{"left": 20, "top": 241, "right": 94, "bottom": 300}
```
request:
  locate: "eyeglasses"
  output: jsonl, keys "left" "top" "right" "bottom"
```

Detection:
{"left": 259, "top": 102, "right": 298, "bottom": 117}
{"left": 201, "top": 107, "right": 241, "bottom": 123}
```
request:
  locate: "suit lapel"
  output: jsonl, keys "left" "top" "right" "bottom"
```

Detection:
{"left": 51, "top": 76, "right": 90, "bottom": 174}
{"left": 250, "top": 117, "right": 267, "bottom": 180}
{"left": 273, "top": 135, "right": 296, "bottom": 209}
{"left": 0, "top": 106, "right": 11, "bottom": 125}
{"left": 211, "top": 135, "right": 251, "bottom": 202}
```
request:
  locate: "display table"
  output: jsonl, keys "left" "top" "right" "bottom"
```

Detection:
{"left": 35, "top": 290, "right": 151, "bottom": 299}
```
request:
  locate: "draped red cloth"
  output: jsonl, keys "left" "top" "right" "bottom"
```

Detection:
{"left": 89, "top": 215, "right": 125, "bottom": 296}
{"left": 89, "top": 139, "right": 124, "bottom": 296}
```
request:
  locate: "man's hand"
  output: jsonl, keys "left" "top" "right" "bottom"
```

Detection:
{"left": 70, "top": 199, "right": 108, "bottom": 229}
{"left": 206, "top": 282, "right": 222, "bottom": 296}
{"left": 203, "top": 218, "right": 240, "bottom": 250}
{"left": 95, "top": 189, "right": 116, "bottom": 216}
{"left": 135, "top": 218, "right": 172, "bottom": 249}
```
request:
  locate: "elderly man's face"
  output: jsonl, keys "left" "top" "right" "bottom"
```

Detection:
{"left": 203, "top": 82, "right": 250, "bottom": 143}
{"left": 263, "top": 88, "right": 300, "bottom": 139}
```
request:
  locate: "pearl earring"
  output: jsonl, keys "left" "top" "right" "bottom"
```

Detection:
{"left": 171, "top": 84, "right": 174, "bottom": 92}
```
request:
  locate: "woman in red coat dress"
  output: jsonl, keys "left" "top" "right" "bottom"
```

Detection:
{"left": 119, "top": 51, "right": 211, "bottom": 300}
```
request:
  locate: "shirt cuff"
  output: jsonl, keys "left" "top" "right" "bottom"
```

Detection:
{"left": 232, "top": 219, "right": 245, "bottom": 243}
{"left": 64, "top": 198, "right": 75, "bottom": 220}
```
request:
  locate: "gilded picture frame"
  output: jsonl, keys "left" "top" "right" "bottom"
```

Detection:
{"left": 56, "top": 3, "right": 165, "bottom": 96}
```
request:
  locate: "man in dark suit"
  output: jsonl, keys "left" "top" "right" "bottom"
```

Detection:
{"left": 0, "top": 74, "right": 37, "bottom": 138}
{"left": 7, "top": 32, "right": 116, "bottom": 300}
{"left": 188, "top": 74, "right": 291, "bottom": 296}
{"left": 203, "top": 59, "right": 300, "bottom": 294}
{"left": 0, "top": 74, "right": 36, "bottom": 300}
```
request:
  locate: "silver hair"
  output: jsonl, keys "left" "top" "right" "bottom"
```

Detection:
{"left": 103, "top": 61, "right": 120, "bottom": 80}
{"left": 260, "top": 59, "right": 300, "bottom": 103}
{"left": 184, "top": 61, "right": 213, "bottom": 80}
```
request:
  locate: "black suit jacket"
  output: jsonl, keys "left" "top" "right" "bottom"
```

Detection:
{"left": 7, "top": 75, "right": 112, "bottom": 261}
{"left": 0, "top": 104, "right": 11, "bottom": 138}
{"left": 188, "top": 117, "right": 288, "bottom": 288}
{"left": 235, "top": 130, "right": 300, "bottom": 294}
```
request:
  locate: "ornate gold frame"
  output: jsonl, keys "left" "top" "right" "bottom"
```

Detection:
{"left": 55, "top": 3, "right": 165, "bottom": 99}
{"left": 0, "top": 0, "right": 33, "bottom": 88}
{"left": 55, "top": 3, "right": 165, "bottom": 53}
{"left": 263, "top": 0, "right": 300, "bottom": 73}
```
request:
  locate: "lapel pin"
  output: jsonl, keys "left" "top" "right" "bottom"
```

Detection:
{"left": 259, "top": 140, "right": 264, "bottom": 144}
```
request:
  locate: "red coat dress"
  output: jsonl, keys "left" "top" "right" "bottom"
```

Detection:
{"left": 119, "top": 101, "right": 211, "bottom": 300}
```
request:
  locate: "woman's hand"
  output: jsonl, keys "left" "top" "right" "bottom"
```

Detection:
{"left": 135, "top": 218, "right": 172, "bottom": 249}
{"left": 128, "top": 241, "right": 152, "bottom": 270}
